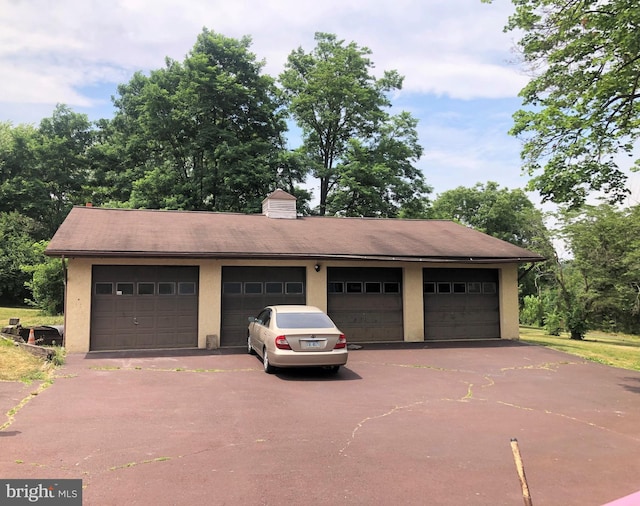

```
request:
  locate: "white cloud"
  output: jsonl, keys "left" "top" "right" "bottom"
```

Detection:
{"left": 0, "top": 0, "right": 522, "bottom": 109}
{"left": 0, "top": 63, "right": 93, "bottom": 105}
{"left": 0, "top": 0, "right": 542, "bottom": 199}
{"left": 402, "top": 60, "right": 528, "bottom": 99}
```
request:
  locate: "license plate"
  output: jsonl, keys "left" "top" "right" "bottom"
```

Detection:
{"left": 301, "top": 340, "right": 323, "bottom": 349}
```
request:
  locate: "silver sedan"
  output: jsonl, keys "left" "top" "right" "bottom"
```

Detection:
{"left": 248, "top": 305, "right": 348, "bottom": 374}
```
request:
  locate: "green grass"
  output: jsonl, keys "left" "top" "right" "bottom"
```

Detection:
{"left": 0, "top": 338, "right": 53, "bottom": 382}
{"left": 0, "top": 306, "right": 63, "bottom": 328}
{"left": 520, "top": 326, "right": 640, "bottom": 372}
{"left": 0, "top": 307, "right": 66, "bottom": 380}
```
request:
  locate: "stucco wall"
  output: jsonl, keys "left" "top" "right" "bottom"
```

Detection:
{"left": 402, "top": 264, "right": 425, "bottom": 342}
{"left": 498, "top": 263, "right": 520, "bottom": 339}
{"left": 64, "top": 258, "right": 93, "bottom": 353}
{"left": 62, "top": 257, "right": 521, "bottom": 352}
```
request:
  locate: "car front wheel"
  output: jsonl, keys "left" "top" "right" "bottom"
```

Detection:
{"left": 263, "top": 348, "right": 275, "bottom": 374}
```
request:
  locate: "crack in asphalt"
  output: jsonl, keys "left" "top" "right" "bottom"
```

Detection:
{"left": 1, "top": 381, "right": 52, "bottom": 431}
{"left": 338, "top": 359, "right": 634, "bottom": 458}
{"left": 496, "top": 400, "right": 640, "bottom": 443}
{"left": 339, "top": 401, "right": 426, "bottom": 456}
{"left": 499, "top": 360, "right": 582, "bottom": 372}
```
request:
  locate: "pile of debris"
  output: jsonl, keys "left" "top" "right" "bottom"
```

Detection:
{"left": 1, "top": 318, "right": 64, "bottom": 360}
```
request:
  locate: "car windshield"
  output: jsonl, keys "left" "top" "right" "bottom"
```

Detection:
{"left": 276, "top": 312, "right": 335, "bottom": 329}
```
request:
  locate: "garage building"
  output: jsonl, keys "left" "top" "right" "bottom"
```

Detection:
{"left": 46, "top": 190, "right": 544, "bottom": 352}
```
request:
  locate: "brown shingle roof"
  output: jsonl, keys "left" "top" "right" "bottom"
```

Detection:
{"left": 45, "top": 207, "right": 545, "bottom": 263}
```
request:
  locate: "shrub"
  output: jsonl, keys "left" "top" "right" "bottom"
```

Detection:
{"left": 544, "top": 312, "right": 562, "bottom": 336}
{"left": 21, "top": 241, "right": 65, "bottom": 315}
{"left": 520, "top": 294, "right": 544, "bottom": 326}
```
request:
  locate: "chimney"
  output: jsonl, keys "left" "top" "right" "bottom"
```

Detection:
{"left": 262, "top": 189, "right": 297, "bottom": 219}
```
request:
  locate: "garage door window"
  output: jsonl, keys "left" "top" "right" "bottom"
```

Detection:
{"left": 179, "top": 282, "right": 196, "bottom": 295}
{"left": 453, "top": 282, "right": 466, "bottom": 294}
{"left": 424, "top": 280, "right": 494, "bottom": 295}
{"left": 245, "top": 282, "right": 263, "bottom": 294}
{"left": 468, "top": 282, "right": 482, "bottom": 294}
{"left": 95, "top": 283, "right": 113, "bottom": 295}
{"left": 346, "top": 282, "right": 362, "bottom": 293}
{"left": 223, "top": 282, "right": 241, "bottom": 294}
{"left": 265, "top": 282, "right": 283, "bottom": 294}
{"left": 116, "top": 282, "right": 134, "bottom": 295}
{"left": 138, "top": 282, "right": 155, "bottom": 295}
{"left": 286, "top": 282, "right": 304, "bottom": 294}
{"left": 328, "top": 282, "right": 344, "bottom": 293}
{"left": 437, "top": 282, "right": 452, "bottom": 294}
{"left": 384, "top": 282, "right": 400, "bottom": 294}
{"left": 483, "top": 282, "right": 496, "bottom": 294}
{"left": 365, "top": 282, "right": 381, "bottom": 293}
{"left": 158, "top": 282, "right": 175, "bottom": 295}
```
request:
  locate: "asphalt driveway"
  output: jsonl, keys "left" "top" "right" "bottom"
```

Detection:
{"left": 1, "top": 341, "right": 640, "bottom": 505}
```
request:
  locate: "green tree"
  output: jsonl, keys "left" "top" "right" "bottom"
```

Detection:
{"left": 0, "top": 107, "right": 94, "bottom": 237}
{"left": 0, "top": 122, "right": 47, "bottom": 237}
{"left": 501, "top": 0, "right": 640, "bottom": 208}
{"left": 87, "top": 117, "right": 137, "bottom": 207}
{"left": 326, "top": 112, "right": 429, "bottom": 217}
{"left": 562, "top": 204, "right": 640, "bottom": 334}
{"left": 36, "top": 105, "right": 95, "bottom": 235}
{"left": 0, "top": 212, "right": 41, "bottom": 304}
{"left": 22, "top": 241, "right": 65, "bottom": 315}
{"left": 110, "top": 29, "right": 293, "bottom": 213}
{"left": 430, "top": 182, "right": 549, "bottom": 250}
{"left": 280, "top": 32, "right": 427, "bottom": 216}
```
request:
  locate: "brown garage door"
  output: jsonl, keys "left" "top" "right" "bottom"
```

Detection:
{"left": 327, "top": 267, "right": 403, "bottom": 343}
{"left": 220, "top": 266, "right": 306, "bottom": 347}
{"left": 91, "top": 266, "right": 199, "bottom": 351}
{"left": 423, "top": 268, "right": 500, "bottom": 340}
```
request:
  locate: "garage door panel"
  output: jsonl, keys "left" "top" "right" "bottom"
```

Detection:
{"left": 152, "top": 334, "right": 173, "bottom": 347}
{"left": 156, "top": 331, "right": 190, "bottom": 347}
{"left": 176, "top": 298, "right": 197, "bottom": 311}
{"left": 91, "top": 266, "right": 199, "bottom": 351}
{"left": 177, "top": 315, "right": 196, "bottom": 326}
{"left": 327, "top": 268, "right": 403, "bottom": 343}
{"left": 135, "top": 299, "right": 155, "bottom": 311}
{"left": 92, "top": 318, "right": 114, "bottom": 331}
{"left": 222, "top": 298, "right": 244, "bottom": 311}
{"left": 135, "top": 332, "right": 155, "bottom": 346}
{"left": 156, "top": 316, "right": 176, "bottom": 327}
{"left": 424, "top": 268, "right": 500, "bottom": 340}
{"left": 135, "top": 316, "right": 155, "bottom": 327}
{"left": 93, "top": 298, "right": 116, "bottom": 311}
{"left": 115, "top": 299, "right": 135, "bottom": 315}
{"left": 115, "top": 319, "right": 136, "bottom": 330}
{"left": 221, "top": 267, "right": 305, "bottom": 347}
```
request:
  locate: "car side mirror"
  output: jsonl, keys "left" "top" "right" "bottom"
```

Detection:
{"left": 248, "top": 317, "right": 256, "bottom": 323}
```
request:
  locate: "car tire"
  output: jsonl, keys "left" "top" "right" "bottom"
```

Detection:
{"left": 247, "top": 333, "right": 255, "bottom": 355}
{"left": 263, "top": 348, "right": 275, "bottom": 374}
{"left": 327, "top": 365, "right": 340, "bottom": 374}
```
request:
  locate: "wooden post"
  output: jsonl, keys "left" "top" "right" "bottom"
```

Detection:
{"left": 511, "top": 438, "right": 533, "bottom": 506}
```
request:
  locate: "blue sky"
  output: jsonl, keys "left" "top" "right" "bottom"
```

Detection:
{"left": 1, "top": 0, "right": 638, "bottom": 205}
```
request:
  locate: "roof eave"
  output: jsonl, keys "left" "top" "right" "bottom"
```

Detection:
{"left": 45, "top": 249, "right": 546, "bottom": 263}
